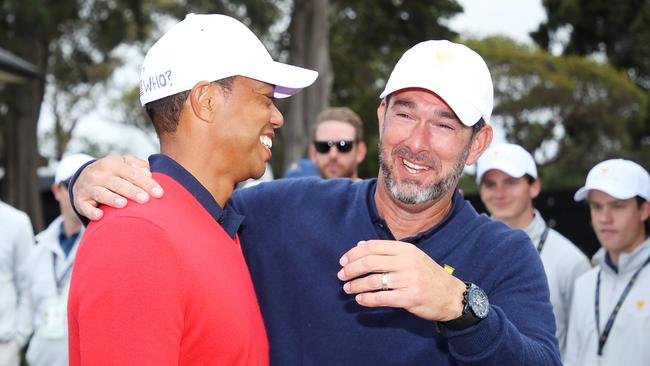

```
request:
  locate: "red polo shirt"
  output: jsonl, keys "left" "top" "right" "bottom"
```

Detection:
{"left": 68, "top": 155, "right": 268, "bottom": 365}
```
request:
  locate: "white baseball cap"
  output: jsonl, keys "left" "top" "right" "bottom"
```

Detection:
{"left": 379, "top": 40, "right": 493, "bottom": 126}
{"left": 574, "top": 159, "right": 650, "bottom": 201}
{"left": 475, "top": 143, "right": 537, "bottom": 184}
{"left": 139, "top": 13, "right": 318, "bottom": 105}
{"left": 54, "top": 153, "right": 95, "bottom": 184}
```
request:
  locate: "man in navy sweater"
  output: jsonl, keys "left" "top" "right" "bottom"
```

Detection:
{"left": 71, "top": 40, "right": 561, "bottom": 365}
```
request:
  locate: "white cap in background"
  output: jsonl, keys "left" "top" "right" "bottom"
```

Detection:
{"left": 140, "top": 13, "right": 318, "bottom": 105}
{"left": 54, "top": 153, "right": 95, "bottom": 185}
{"left": 574, "top": 159, "right": 650, "bottom": 201}
{"left": 475, "top": 142, "right": 537, "bottom": 183}
{"left": 379, "top": 40, "right": 493, "bottom": 126}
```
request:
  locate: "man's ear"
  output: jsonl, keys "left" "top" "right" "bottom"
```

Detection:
{"left": 465, "top": 124, "right": 493, "bottom": 166}
{"left": 188, "top": 81, "right": 218, "bottom": 122}
{"left": 377, "top": 99, "right": 388, "bottom": 138}
{"left": 530, "top": 178, "right": 542, "bottom": 199}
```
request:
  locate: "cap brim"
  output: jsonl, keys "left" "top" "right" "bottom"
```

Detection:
{"left": 243, "top": 61, "right": 318, "bottom": 99}
{"left": 573, "top": 186, "right": 589, "bottom": 201}
{"left": 573, "top": 184, "right": 639, "bottom": 202}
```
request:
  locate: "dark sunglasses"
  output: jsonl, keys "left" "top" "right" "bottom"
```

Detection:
{"left": 313, "top": 140, "right": 355, "bottom": 154}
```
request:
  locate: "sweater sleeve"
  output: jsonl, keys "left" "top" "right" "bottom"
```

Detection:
{"left": 444, "top": 230, "right": 562, "bottom": 366}
{"left": 68, "top": 216, "right": 185, "bottom": 366}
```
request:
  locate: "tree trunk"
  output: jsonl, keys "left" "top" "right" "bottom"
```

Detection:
{"left": 2, "top": 38, "right": 47, "bottom": 231}
{"left": 281, "top": 0, "right": 333, "bottom": 174}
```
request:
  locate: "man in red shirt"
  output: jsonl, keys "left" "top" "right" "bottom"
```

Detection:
{"left": 67, "top": 13, "right": 317, "bottom": 365}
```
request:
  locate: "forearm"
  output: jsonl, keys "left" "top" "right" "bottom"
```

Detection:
{"left": 444, "top": 305, "right": 561, "bottom": 365}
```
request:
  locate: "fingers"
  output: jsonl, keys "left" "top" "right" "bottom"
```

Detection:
{"left": 106, "top": 156, "right": 162, "bottom": 200}
{"left": 338, "top": 240, "right": 413, "bottom": 281}
{"left": 75, "top": 198, "right": 104, "bottom": 221}
{"left": 72, "top": 155, "right": 164, "bottom": 221}
{"left": 123, "top": 154, "right": 151, "bottom": 171}
{"left": 340, "top": 240, "right": 408, "bottom": 266}
{"left": 343, "top": 271, "right": 402, "bottom": 294}
{"left": 337, "top": 253, "right": 396, "bottom": 281}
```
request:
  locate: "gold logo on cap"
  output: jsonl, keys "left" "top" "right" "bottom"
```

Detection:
{"left": 637, "top": 299, "right": 646, "bottom": 311}
{"left": 436, "top": 51, "right": 455, "bottom": 65}
{"left": 601, "top": 167, "right": 610, "bottom": 175}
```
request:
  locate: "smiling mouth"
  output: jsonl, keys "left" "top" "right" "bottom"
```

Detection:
{"left": 402, "top": 158, "right": 429, "bottom": 174}
{"left": 260, "top": 135, "right": 272, "bottom": 149}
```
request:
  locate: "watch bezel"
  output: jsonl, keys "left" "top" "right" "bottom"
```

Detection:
{"left": 466, "top": 284, "right": 489, "bottom": 319}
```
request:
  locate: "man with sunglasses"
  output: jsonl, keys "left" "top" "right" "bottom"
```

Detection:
{"left": 68, "top": 40, "right": 560, "bottom": 365}
{"left": 309, "top": 107, "right": 367, "bottom": 180}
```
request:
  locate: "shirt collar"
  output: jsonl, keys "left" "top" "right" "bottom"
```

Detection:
{"left": 149, "top": 154, "right": 244, "bottom": 239}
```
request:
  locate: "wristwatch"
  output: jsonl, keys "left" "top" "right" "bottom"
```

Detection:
{"left": 439, "top": 282, "right": 489, "bottom": 331}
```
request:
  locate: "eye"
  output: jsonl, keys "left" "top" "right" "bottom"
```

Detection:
{"left": 395, "top": 112, "right": 412, "bottom": 120}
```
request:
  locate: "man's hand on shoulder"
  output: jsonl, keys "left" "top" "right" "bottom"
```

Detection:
{"left": 72, "top": 154, "right": 164, "bottom": 220}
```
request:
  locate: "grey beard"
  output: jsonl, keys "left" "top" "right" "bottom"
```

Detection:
{"left": 379, "top": 142, "right": 470, "bottom": 205}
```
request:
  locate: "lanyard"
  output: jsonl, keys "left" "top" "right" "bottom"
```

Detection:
{"left": 536, "top": 225, "right": 550, "bottom": 254}
{"left": 594, "top": 254, "right": 650, "bottom": 356}
{"left": 52, "top": 253, "right": 74, "bottom": 296}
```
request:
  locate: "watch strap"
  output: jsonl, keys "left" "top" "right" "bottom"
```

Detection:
{"left": 439, "top": 282, "right": 483, "bottom": 331}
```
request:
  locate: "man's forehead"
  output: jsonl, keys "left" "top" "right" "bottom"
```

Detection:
{"left": 482, "top": 169, "right": 520, "bottom": 181}
{"left": 587, "top": 190, "right": 631, "bottom": 204}
{"left": 315, "top": 120, "right": 356, "bottom": 138}
{"left": 388, "top": 88, "right": 460, "bottom": 121}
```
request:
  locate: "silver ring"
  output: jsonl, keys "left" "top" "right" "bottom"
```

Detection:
{"left": 381, "top": 272, "right": 390, "bottom": 290}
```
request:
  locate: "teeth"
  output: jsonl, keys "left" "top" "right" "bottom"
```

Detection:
{"left": 260, "top": 136, "right": 272, "bottom": 149}
{"left": 403, "top": 159, "right": 427, "bottom": 174}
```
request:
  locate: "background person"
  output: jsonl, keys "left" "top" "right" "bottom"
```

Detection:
{"left": 21, "top": 153, "right": 93, "bottom": 366}
{"left": 0, "top": 200, "right": 33, "bottom": 366}
{"left": 566, "top": 158, "right": 650, "bottom": 366}
{"left": 475, "top": 142, "right": 591, "bottom": 358}
{"left": 308, "top": 106, "right": 367, "bottom": 179}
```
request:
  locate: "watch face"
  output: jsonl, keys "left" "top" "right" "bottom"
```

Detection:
{"left": 468, "top": 285, "right": 489, "bottom": 319}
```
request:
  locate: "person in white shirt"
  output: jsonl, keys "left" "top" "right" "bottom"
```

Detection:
{"left": 565, "top": 158, "right": 650, "bottom": 366}
{"left": 21, "top": 153, "right": 93, "bottom": 366}
{"left": 476, "top": 142, "right": 591, "bottom": 358}
{"left": 0, "top": 199, "right": 33, "bottom": 366}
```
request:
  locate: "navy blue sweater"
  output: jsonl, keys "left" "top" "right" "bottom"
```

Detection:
{"left": 230, "top": 177, "right": 561, "bottom": 365}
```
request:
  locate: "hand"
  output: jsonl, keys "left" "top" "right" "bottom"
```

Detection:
{"left": 72, "top": 155, "right": 163, "bottom": 220}
{"left": 337, "top": 240, "right": 467, "bottom": 322}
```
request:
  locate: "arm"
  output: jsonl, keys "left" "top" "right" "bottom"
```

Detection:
{"left": 68, "top": 217, "right": 184, "bottom": 366}
{"left": 339, "top": 238, "right": 561, "bottom": 365}
{"left": 69, "top": 155, "right": 163, "bottom": 221}
{"left": 12, "top": 212, "right": 34, "bottom": 346}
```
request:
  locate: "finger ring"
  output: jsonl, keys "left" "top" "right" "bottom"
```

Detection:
{"left": 381, "top": 272, "right": 390, "bottom": 290}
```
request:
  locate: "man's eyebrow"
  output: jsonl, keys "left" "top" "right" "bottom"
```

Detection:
{"left": 434, "top": 109, "right": 459, "bottom": 121}
{"left": 392, "top": 99, "right": 416, "bottom": 109}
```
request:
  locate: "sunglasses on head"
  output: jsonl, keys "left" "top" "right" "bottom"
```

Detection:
{"left": 313, "top": 140, "right": 355, "bottom": 154}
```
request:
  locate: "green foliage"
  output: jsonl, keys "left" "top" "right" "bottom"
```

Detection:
{"left": 329, "top": 0, "right": 462, "bottom": 178}
{"left": 467, "top": 37, "right": 647, "bottom": 188}
{"left": 533, "top": 0, "right": 650, "bottom": 170}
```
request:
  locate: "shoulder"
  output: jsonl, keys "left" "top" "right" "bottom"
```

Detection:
{"left": 231, "top": 177, "right": 369, "bottom": 215}
{"left": 546, "top": 229, "right": 590, "bottom": 263}
{"left": 574, "top": 266, "right": 599, "bottom": 287}
{"left": 0, "top": 200, "right": 32, "bottom": 227}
